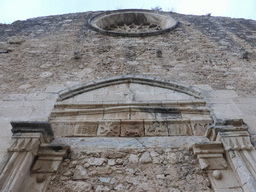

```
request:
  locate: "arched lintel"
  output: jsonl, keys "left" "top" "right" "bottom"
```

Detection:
{"left": 57, "top": 75, "right": 203, "bottom": 101}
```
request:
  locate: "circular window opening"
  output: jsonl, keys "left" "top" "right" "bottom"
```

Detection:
{"left": 88, "top": 9, "right": 178, "bottom": 37}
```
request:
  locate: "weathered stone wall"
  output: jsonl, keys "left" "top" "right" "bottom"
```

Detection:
{"left": 47, "top": 148, "right": 211, "bottom": 192}
{"left": 1, "top": 12, "right": 256, "bottom": 97}
{"left": 1, "top": 10, "right": 256, "bottom": 191}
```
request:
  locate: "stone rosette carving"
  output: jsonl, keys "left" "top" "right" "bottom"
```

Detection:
{"left": 88, "top": 9, "right": 178, "bottom": 37}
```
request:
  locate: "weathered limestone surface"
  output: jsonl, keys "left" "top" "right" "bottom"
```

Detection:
{"left": 46, "top": 148, "right": 212, "bottom": 192}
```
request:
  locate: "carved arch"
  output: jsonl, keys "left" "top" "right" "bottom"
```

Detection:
{"left": 57, "top": 75, "right": 202, "bottom": 101}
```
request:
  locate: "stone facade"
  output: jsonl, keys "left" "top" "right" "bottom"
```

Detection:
{"left": 1, "top": 9, "right": 256, "bottom": 191}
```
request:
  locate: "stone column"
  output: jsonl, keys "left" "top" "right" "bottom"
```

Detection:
{"left": 0, "top": 121, "right": 54, "bottom": 192}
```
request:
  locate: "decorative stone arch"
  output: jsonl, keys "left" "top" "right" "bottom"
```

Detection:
{"left": 57, "top": 75, "right": 202, "bottom": 101}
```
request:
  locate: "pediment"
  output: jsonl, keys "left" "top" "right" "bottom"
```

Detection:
{"left": 51, "top": 76, "right": 212, "bottom": 138}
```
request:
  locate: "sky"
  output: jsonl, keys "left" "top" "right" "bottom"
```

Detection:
{"left": 1, "top": 0, "right": 256, "bottom": 24}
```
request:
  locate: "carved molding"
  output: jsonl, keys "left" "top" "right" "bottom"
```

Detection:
{"left": 205, "top": 119, "right": 256, "bottom": 192}
{"left": 57, "top": 75, "right": 203, "bottom": 101}
{"left": 193, "top": 142, "right": 227, "bottom": 170}
{"left": 32, "top": 143, "right": 70, "bottom": 173}
{"left": 0, "top": 121, "right": 54, "bottom": 192}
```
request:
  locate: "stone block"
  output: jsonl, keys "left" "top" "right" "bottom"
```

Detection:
{"left": 168, "top": 122, "right": 192, "bottom": 136}
{"left": 144, "top": 121, "right": 168, "bottom": 136}
{"left": 0, "top": 107, "right": 33, "bottom": 120}
{"left": 29, "top": 106, "right": 53, "bottom": 120}
{"left": 97, "top": 120, "right": 121, "bottom": 137}
{"left": 121, "top": 121, "right": 144, "bottom": 137}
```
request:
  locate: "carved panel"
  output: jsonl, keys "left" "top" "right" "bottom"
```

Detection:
{"left": 168, "top": 121, "right": 192, "bottom": 136}
{"left": 121, "top": 121, "right": 144, "bottom": 137}
{"left": 144, "top": 121, "right": 168, "bottom": 136}
{"left": 218, "top": 131, "right": 254, "bottom": 151}
{"left": 74, "top": 122, "right": 98, "bottom": 136}
{"left": 190, "top": 119, "right": 213, "bottom": 136}
{"left": 97, "top": 121, "right": 121, "bottom": 137}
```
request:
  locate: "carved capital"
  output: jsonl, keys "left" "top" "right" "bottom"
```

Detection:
{"left": 205, "top": 119, "right": 253, "bottom": 151}
{"left": 193, "top": 142, "right": 227, "bottom": 170}
{"left": 32, "top": 144, "right": 70, "bottom": 173}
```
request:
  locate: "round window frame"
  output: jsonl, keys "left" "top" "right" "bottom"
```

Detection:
{"left": 88, "top": 9, "right": 179, "bottom": 37}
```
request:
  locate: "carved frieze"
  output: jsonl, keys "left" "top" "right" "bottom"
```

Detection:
{"left": 144, "top": 121, "right": 168, "bottom": 136}
{"left": 168, "top": 121, "right": 192, "bottom": 136}
{"left": 97, "top": 121, "right": 121, "bottom": 137}
{"left": 121, "top": 121, "right": 144, "bottom": 137}
{"left": 74, "top": 122, "right": 98, "bottom": 136}
{"left": 190, "top": 119, "right": 213, "bottom": 136}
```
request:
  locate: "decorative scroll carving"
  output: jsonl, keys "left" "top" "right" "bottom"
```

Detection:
{"left": 97, "top": 121, "right": 120, "bottom": 137}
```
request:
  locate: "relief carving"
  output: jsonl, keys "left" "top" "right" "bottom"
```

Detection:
{"left": 168, "top": 122, "right": 192, "bottom": 136}
{"left": 190, "top": 119, "right": 213, "bottom": 136}
{"left": 74, "top": 122, "right": 98, "bottom": 136}
{"left": 97, "top": 121, "right": 120, "bottom": 137}
{"left": 144, "top": 121, "right": 168, "bottom": 136}
{"left": 121, "top": 121, "right": 144, "bottom": 137}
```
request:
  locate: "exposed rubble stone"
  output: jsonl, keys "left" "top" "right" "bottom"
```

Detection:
{"left": 47, "top": 148, "right": 212, "bottom": 191}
